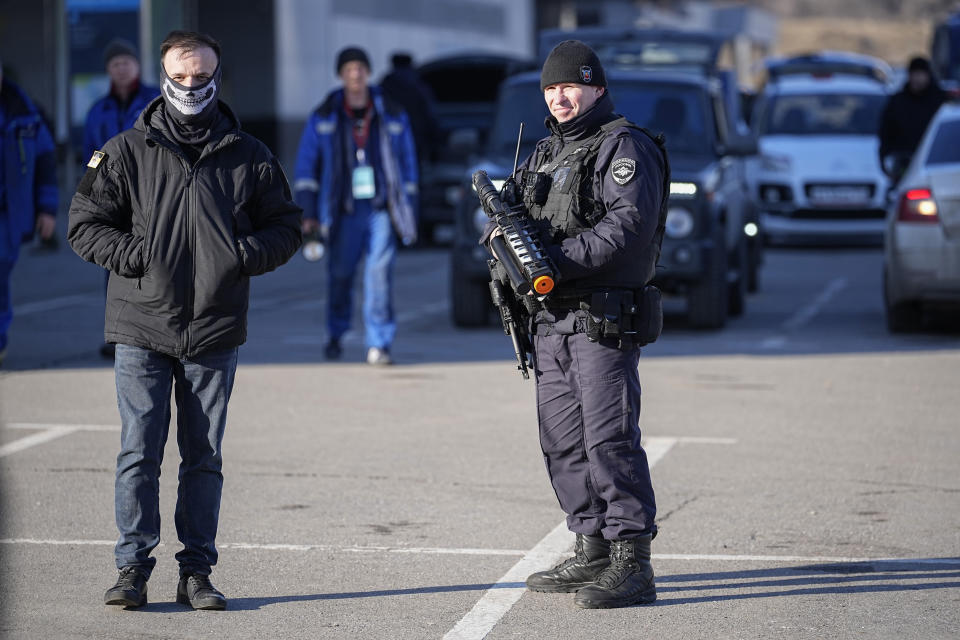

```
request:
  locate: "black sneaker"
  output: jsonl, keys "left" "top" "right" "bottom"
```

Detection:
{"left": 324, "top": 339, "right": 342, "bottom": 360}
{"left": 177, "top": 573, "right": 227, "bottom": 610}
{"left": 104, "top": 566, "right": 148, "bottom": 607}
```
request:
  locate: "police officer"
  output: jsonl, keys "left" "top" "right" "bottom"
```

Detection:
{"left": 488, "top": 40, "right": 669, "bottom": 609}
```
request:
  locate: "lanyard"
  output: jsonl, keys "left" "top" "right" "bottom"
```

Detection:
{"left": 346, "top": 103, "right": 373, "bottom": 162}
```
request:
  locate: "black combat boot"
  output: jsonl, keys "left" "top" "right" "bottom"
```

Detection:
{"left": 573, "top": 536, "right": 656, "bottom": 608}
{"left": 177, "top": 572, "right": 227, "bottom": 610}
{"left": 526, "top": 533, "right": 611, "bottom": 593}
{"left": 104, "top": 566, "right": 149, "bottom": 607}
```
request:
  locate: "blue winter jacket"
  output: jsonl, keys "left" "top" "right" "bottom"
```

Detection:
{"left": 293, "top": 86, "right": 418, "bottom": 245}
{"left": 82, "top": 81, "right": 160, "bottom": 160}
{"left": 1, "top": 79, "right": 58, "bottom": 259}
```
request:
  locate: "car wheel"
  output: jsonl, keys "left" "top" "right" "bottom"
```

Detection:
{"left": 746, "top": 233, "right": 762, "bottom": 293}
{"left": 688, "top": 232, "right": 728, "bottom": 329}
{"left": 884, "top": 269, "right": 922, "bottom": 333}
{"left": 728, "top": 237, "right": 748, "bottom": 317}
{"left": 451, "top": 273, "right": 491, "bottom": 327}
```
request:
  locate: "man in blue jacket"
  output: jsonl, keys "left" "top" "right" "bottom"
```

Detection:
{"left": 83, "top": 39, "right": 160, "bottom": 359}
{"left": 84, "top": 39, "right": 160, "bottom": 161}
{"left": 0, "top": 65, "right": 58, "bottom": 366}
{"left": 294, "top": 47, "right": 418, "bottom": 365}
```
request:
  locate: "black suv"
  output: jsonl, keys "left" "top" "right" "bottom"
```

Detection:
{"left": 450, "top": 70, "right": 756, "bottom": 329}
{"left": 415, "top": 54, "right": 535, "bottom": 242}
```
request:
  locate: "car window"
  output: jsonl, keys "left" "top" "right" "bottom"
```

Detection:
{"left": 420, "top": 65, "right": 508, "bottom": 103}
{"left": 760, "top": 93, "right": 885, "bottom": 135}
{"left": 488, "top": 80, "right": 712, "bottom": 158}
{"left": 925, "top": 119, "right": 960, "bottom": 165}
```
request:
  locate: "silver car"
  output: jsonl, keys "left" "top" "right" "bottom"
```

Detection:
{"left": 883, "top": 102, "right": 960, "bottom": 331}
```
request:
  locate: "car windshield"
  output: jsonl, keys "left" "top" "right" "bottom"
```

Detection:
{"left": 925, "top": 119, "right": 960, "bottom": 165}
{"left": 761, "top": 93, "right": 885, "bottom": 135}
{"left": 488, "top": 79, "right": 712, "bottom": 159}
{"left": 593, "top": 40, "right": 716, "bottom": 71}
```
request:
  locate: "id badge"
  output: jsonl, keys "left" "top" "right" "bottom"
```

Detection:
{"left": 352, "top": 165, "right": 375, "bottom": 200}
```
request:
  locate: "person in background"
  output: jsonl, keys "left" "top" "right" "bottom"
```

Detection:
{"left": 381, "top": 52, "right": 438, "bottom": 167}
{"left": 878, "top": 56, "right": 947, "bottom": 177}
{"left": 0, "top": 59, "right": 58, "bottom": 367}
{"left": 294, "top": 46, "right": 418, "bottom": 366}
{"left": 83, "top": 38, "right": 160, "bottom": 359}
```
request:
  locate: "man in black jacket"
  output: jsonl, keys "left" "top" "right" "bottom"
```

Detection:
{"left": 879, "top": 56, "right": 947, "bottom": 170}
{"left": 68, "top": 30, "right": 301, "bottom": 610}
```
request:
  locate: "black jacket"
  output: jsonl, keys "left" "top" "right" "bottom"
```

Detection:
{"left": 68, "top": 98, "right": 302, "bottom": 357}
{"left": 878, "top": 83, "right": 947, "bottom": 160}
{"left": 523, "top": 94, "right": 668, "bottom": 291}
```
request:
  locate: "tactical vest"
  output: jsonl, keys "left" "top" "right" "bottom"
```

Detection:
{"left": 522, "top": 117, "right": 671, "bottom": 287}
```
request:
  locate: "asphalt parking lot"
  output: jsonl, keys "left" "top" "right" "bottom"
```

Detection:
{"left": 1, "top": 241, "right": 958, "bottom": 639}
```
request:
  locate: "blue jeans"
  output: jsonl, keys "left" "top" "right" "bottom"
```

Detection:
{"left": 113, "top": 343, "right": 238, "bottom": 577}
{"left": 327, "top": 203, "right": 397, "bottom": 349}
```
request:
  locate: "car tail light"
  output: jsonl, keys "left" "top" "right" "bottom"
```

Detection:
{"left": 897, "top": 188, "right": 939, "bottom": 223}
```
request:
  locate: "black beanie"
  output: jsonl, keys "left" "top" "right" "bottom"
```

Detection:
{"left": 540, "top": 40, "right": 606, "bottom": 91}
{"left": 103, "top": 38, "right": 138, "bottom": 67}
{"left": 908, "top": 56, "right": 932, "bottom": 73}
{"left": 336, "top": 47, "right": 371, "bottom": 74}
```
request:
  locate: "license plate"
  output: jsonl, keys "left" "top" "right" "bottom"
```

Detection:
{"left": 808, "top": 185, "right": 870, "bottom": 206}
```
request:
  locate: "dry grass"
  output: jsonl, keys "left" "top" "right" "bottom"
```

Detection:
{"left": 776, "top": 17, "right": 934, "bottom": 67}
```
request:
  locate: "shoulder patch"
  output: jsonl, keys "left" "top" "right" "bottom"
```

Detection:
{"left": 611, "top": 157, "right": 636, "bottom": 186}
{"left": 87, "top": 150, "right": 106, "bottom": 169}
{"left": 77, "top": 150, "right": 109, "bottom": 197}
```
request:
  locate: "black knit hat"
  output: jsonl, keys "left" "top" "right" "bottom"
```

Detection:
{"left": 540, "top": 40, "right": 606, "bottom": 91}
{"left": 102, "top": 38, "right": 138, "bottom": 67}
{"left": 908, "top": 56, "right": 932, "bottom": 73}
{"left": 336, "top": 47, "right": 371, "bottom": 74}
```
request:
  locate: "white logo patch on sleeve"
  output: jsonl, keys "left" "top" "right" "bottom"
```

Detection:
{"left": 611, "top": 157, "right": 637, "bottom": 185}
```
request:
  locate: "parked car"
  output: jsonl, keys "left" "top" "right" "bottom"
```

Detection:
{"left": 748, "top": 71, "right": 891, "bottom": 244}
{"left": 415, "top": 54, "right": 535, "bottom": 242}
{"left": 883, "top": 102, "right": 960, "bottom": 332}
{"left": 450, "top": 70, "right": 756, "bottom": 329}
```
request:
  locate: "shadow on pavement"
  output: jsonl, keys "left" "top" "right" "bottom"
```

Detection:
{"left": 127, "top": 581, "right": 527, "bottom": 613}
{"left": 654, "top": 559, "right": 960, "bottom": 606}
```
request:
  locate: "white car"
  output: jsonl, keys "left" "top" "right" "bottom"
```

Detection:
{"left": 883, "top": 102, "right": 960, "bottom": 332}
{"left": 749, "top": 74, "right": 891, "bottom": 244}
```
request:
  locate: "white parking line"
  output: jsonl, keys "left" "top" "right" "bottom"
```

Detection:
{"left": 762, "top": 277, "right": 848, "bottom": 349}
{"left": 443, "top": 436, "right": 679, "bottom": 640}
{"left": 2, "top": 538, "right": 957, "bottom": 569}
{"left": 0, "top": 427, "right": 79, "bottom": 458}
{"left": 0, "top": 424, "right": 119, "bottom": 458}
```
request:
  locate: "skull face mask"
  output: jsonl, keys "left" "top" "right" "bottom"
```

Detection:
{"left": 161, "top": 62, "right": 221, "bottom": 125}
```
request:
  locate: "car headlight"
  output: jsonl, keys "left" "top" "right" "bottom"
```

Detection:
{"left": 760, "top": 153, "right": 792, "bottom": 173}
{"left": 665, "top": 207, "right": 695, "bottom": 239}
{"left": 670, "top": 182, "right": 697, "bottom": 197}
{"left": 473, "top": 207, "right": 489, "bottom": 233}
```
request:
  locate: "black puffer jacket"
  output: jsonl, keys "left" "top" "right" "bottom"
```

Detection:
{"left": 68, "top": 98, "right": 302, "bottom": 358}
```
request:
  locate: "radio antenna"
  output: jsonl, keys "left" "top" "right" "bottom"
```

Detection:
{"left": 512, "top": 122, "right": 524, "bottom": 176}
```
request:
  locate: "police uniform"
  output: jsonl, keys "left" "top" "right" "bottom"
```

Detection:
{"left": 514, "top": 40, "right": 669, "bottom": 609}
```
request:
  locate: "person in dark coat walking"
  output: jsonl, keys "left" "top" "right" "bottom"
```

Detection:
{"left": 381, "top": 52, "right": 438, "bottom": 166}
{"left": 879, "top": 56, "right": 948, "bottom": 170}
{"left": 483, "top": 40, "right": 669, "bottom": 609}
{"left": 69, "top": 30, "right": 301, "bottom": 611}
{"left": 0, "top": 63, "right": 58, "bottom": 367}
